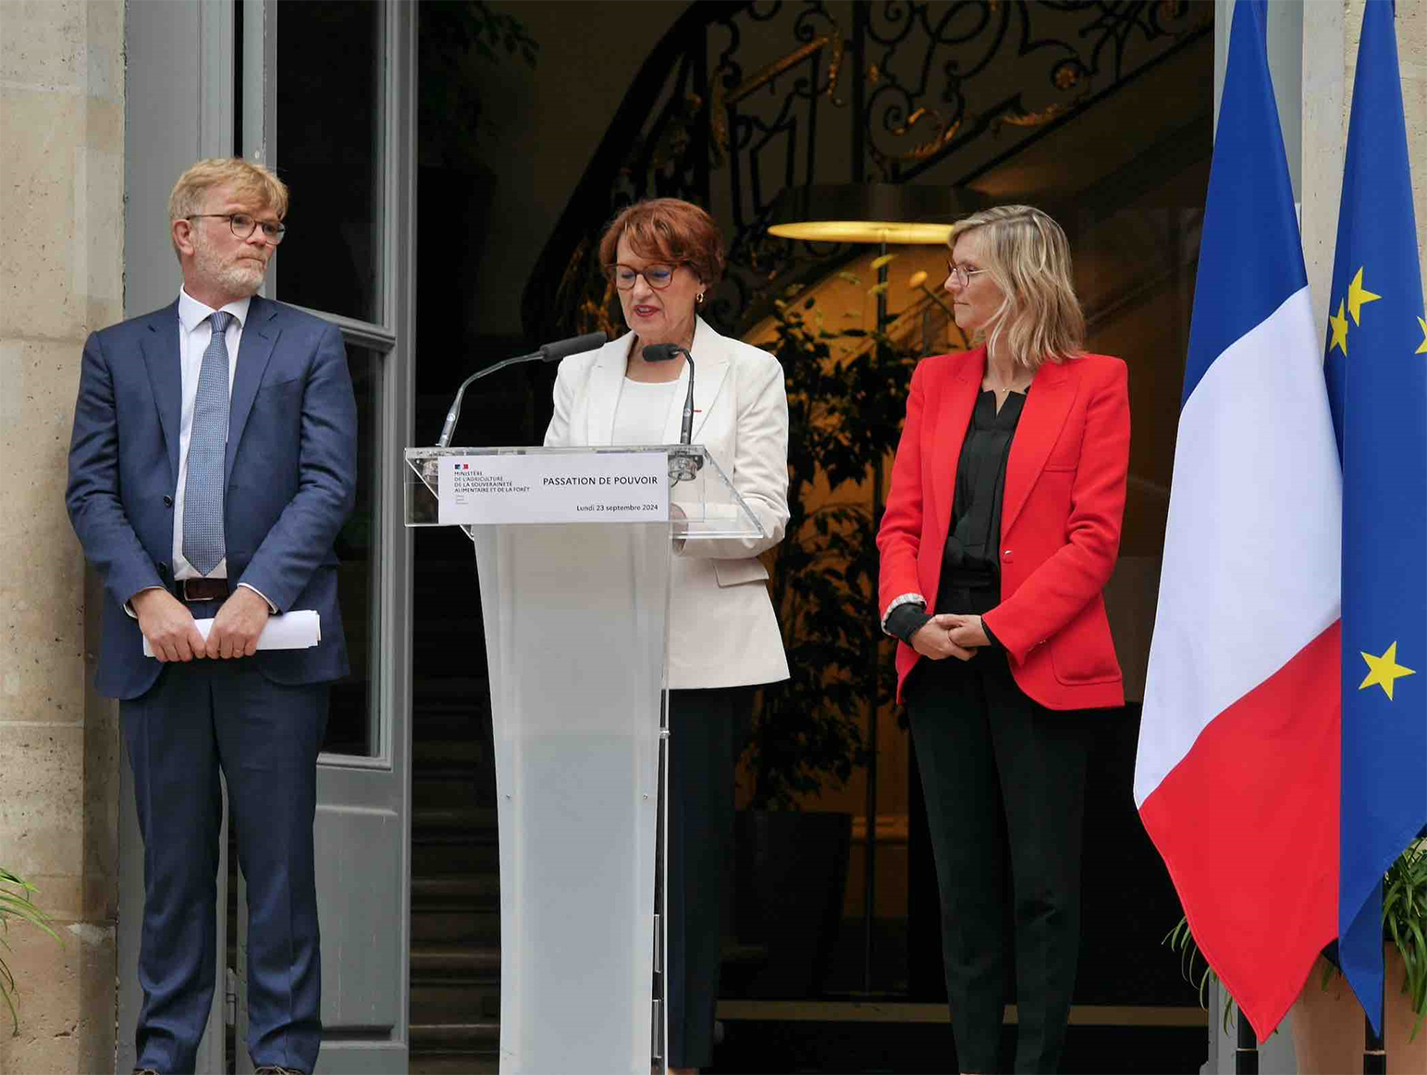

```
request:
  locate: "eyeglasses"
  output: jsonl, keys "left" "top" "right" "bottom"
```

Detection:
{"left": 945, "top": 257, "right": 987, "bottom": 288}
{"left": 187, "top": 212, "right": 287, "bottom": 244}
{"left": 607, "top": 263, "right": 681, "bottom": 291}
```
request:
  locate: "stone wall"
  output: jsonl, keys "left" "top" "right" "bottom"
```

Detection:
{"left": 0, "top": 1, "right": 123, "bottom": 1072}
{"left": 1302, "top": 0, "right": 1427, "bottom": 331}
{"left": 1378, "top": 0, "right": 1427, "bottom": 274}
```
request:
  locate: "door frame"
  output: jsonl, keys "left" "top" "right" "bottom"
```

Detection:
{"left": 235, "top": 1, "right": 416, "bottom": 1072}
{"left": 117, "top": 2, "right": 416, "bottom": 1072}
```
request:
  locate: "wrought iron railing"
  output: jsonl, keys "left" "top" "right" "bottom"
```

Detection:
{"left": 520, "top": 0, "right": 1210, "bottom": 345}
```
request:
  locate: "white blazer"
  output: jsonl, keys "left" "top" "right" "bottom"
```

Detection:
{"left": 544, "top": 316, "right": 791, "bottom": 690}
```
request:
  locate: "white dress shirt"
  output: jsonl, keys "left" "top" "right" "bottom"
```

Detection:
{"left": 610, "top": 377, "right": 680, "bottom": 446}
{"left": 126, "top": 289, "right": 272, "bottom": 613}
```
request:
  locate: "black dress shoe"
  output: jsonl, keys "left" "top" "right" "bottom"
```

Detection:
{"left": 254, "top": 1067, "right": 307, "bottom": 1075}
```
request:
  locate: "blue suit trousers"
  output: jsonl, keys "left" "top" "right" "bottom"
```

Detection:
{"left": 121, "top": 625, "right": 328, "bottom": 1075}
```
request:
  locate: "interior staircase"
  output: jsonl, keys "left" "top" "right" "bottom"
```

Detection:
{"left": 406, "top": 428, "right": 503, "bottom": 1073}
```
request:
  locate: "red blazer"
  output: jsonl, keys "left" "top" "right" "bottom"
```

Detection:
{"left": 878, "top": 347, "right": 1130, "bottom": 711}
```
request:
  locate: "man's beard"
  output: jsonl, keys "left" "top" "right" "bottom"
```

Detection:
{"left": 194, "top": 233, "right": 267, "bottom": 297}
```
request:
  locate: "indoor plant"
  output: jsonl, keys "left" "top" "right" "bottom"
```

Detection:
{"left": 730, "top": 280, "right": 924, "bottom": 997}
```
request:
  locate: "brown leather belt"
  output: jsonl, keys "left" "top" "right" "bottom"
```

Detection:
{"left": 177, "top": 577, "right": 230, "bottom": 603}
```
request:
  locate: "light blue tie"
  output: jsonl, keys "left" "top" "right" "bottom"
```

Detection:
{"left": 182, "top": 311, "right": 233, "bottom": 575}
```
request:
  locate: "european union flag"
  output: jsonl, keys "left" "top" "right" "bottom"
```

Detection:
{"left": 1322, "top": 0, "right": 1427, "bottom": 1034}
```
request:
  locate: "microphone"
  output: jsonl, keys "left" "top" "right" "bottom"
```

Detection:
{"left": 642, "top": 343, "right": 697, "bottom": 447}
{"left": 643, "top": 342, "right": 703, "bottom": 482}
{"left": 435, "top": 332, "right": 605, "bottom": 448}
{"left": 540, "top": 331, "right": 608, "bottom": 363}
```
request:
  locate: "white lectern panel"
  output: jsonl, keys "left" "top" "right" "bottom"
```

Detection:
{"left": 474, "top": 521, "right": 668, "bottom": 1073}
{"left": 405, "top": 446, "right": 762, "bottom": 1075}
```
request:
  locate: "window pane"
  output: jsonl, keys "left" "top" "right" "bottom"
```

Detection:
{"left": 275, "top": 0, "right": 385, "bottom": 323}
{"left": 326, "top": 342, "right": 384, "bottom": 757}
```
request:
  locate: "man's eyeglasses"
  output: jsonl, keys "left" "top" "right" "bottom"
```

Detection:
{"left": 607, "top": 263, "right": 681, "bottom": 291}
{"left": 945, "top": 257, "right": 987, "bottom": 288}
{"left": 187, "top": 212, "right": 287, "bottom": 244}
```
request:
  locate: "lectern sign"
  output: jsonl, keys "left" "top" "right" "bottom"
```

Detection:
{"left": 437, "top": 451, "right": 669, "bottom": 525}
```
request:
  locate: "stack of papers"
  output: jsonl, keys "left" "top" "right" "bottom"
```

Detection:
{"left": 142, "top": 610, "right": 321, "bottom": 658}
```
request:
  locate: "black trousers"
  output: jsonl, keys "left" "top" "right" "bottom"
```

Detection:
{"left": 666, "top": 685, "right": 750, "bottom": 1069}
{"left": 906, "top": 592, "right": 1089, "bottom": 1074}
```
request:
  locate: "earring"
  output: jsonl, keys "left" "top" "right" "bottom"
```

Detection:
{"left": 696, "top": 292, "right": 705, "bottom": 304}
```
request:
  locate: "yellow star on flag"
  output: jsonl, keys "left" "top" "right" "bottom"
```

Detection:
{"left": 1417, "top": 316, "right": 1427, "bottom": 355}
{"left": 1329, "top": 299, "right": 1350, "bottom": 356}
{"left": 1347, "top": 267, "right": 1381, "bottom": 325}
{"left": 1359, "top": 641, "right": 1416, "bottom": 700}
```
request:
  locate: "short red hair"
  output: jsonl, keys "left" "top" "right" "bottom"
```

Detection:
{"left": 599, "top": 198, "right": 725, "bottom": 286}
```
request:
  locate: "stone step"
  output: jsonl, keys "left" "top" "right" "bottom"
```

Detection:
{"left": 412, "top": 808, "right": 498, "bottom": 866}
{"left": 409, "top": 721, "right": 490, "bottom": 754}
{"left": 414, "top": 774, "right": 492, "bottom": 813}
{"left": 412, "top": 944, "right": 501, "bottom": 980}
{"left": 412, "top": 694, "right": 489, "bottom": 718}
{"left": 413, "top": 806, "right": 498, "bottom": 835}
{"left": 413, "top": 737, "right": 485, "bottom": 766}
{"left": 410, "top": 981, "right": 500, "bottom": 1027}
{"left": 411, "top": 905, "right": 501, "bottom": 945}
{"left": 409, "top": 1053, "right": 499, "bottom": 1075}
{"left": 410, "top": 678, "right": 490, "bottom": 704}
{"left": 412, "top": 781, "right": 493, "bottom": 812}
{"left": 412, "top": 839, "right": 498, "bottom": 877}
{"left": 409, "top": 1021, "right": 501, "bottom": 1051}
{"left": 412, "top": 873, "right": 500, "bottom": 910}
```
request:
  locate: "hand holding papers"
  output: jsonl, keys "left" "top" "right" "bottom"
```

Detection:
{"left": 143, "top": 610, "right": 321, "bottom": 658}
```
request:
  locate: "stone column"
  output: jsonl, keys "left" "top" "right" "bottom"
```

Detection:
{"left": 1388, "top": 2, "right": 1427, "bottom": 269}
{"left": 1302, "top": 0, "right": 1427, "bottom": 331}
{"left": 0, "top": 2, "right": 124, "bottom": 1072}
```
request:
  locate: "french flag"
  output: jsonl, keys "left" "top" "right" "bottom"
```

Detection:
{"left": 1134, "top": 0, "right": 1342, "bottom": 1040}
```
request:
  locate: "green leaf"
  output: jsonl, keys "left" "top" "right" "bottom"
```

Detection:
{"left": 0, "top": 868, "right": 62, "bottom": 1032}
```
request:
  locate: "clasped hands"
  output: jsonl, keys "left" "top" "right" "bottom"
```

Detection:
{"left": 132, "top": 586, "right": 270, "bottom": 662}
{"left": 911, "top": 613, "right": 991, "bottom": 662}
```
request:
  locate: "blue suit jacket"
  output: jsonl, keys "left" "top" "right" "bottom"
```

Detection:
{"left": 66, "top": 295, "right": 358, "bottom": 700}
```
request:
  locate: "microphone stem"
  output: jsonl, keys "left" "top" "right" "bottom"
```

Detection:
{"left": 436, "top": 350, "right": 542, "bottom": 448}
{"left": 680, "top": 352, "right": 696, "bottom": 445}
{"left": 435, "top": 331, "right": 606, "bottom": 447}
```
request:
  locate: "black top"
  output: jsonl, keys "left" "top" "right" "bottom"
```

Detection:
{"left": 885, "top": 389, "right": 1027, "bottom": 646}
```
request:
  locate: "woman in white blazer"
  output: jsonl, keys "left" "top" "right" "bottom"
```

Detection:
{"left": 544, "top": 198, "right": 789, "bottom": 1073}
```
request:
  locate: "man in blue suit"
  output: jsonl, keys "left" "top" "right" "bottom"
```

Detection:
{"left": 67, "top": 158, "right": 356, "bottom": 1075}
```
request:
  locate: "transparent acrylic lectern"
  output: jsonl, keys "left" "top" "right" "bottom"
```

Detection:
{"left": 405, "top": 445, "right": 763, "bottom": 1075}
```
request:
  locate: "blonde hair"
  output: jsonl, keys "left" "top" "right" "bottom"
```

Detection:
{"left": 950, "top": 204, "right": 1084, "bottom": 370}
{"left": 167, "top": 158, "right": 289, "bottom": 259}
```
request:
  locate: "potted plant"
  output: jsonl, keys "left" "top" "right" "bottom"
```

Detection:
{"left": 1, "top": 868, "right": 60, "bottom": 1033}
{"left": 1164, "top": 837, "right": 1427, "bottom": 1069}
{"left": 728, "top": 276, "right": 929, "bottom": 997}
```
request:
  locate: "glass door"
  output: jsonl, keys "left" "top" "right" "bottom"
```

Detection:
{"left": 238, "top": 1, "right": 415, "bottom": 1071}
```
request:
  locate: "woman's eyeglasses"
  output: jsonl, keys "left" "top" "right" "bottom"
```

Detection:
{"left": 946, "top": 257, "right": 986, "bottom": 288}
{"left": 608, "top": 263, "right": 680, "bottom": 291}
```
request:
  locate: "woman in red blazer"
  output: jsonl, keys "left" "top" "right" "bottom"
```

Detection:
{"left": 877, "top": 205, "right": 1129, "bottom": 1074}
